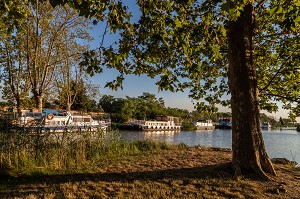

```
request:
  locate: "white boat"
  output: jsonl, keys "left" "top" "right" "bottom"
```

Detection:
{"left": 194, "top": 119, "right": 215, "bottom": 130}
{"left": 18, "top": 110, "right": 110, "bottom": 132}
{"left": 128, "top": 116, "right": 182, "bottom": 131}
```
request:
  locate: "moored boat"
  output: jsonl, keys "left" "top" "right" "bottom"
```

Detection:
{"left": 261, "top": 122, "right": 271, "bottom": 130}
{"left": 194, "top": 119, "right": 215, "bottom": 130}
{"left": 127, "top": 116, "right": 182, "bottom": 131}
{"left": 216, "top": 117, "right": 232, "bottom": 129}
{"left": 18, "top": 110, "right": 110, "bottom": 132}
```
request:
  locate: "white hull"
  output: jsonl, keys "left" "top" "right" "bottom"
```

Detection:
{"left": 196, "top": 125, "right": 215, "bottom": 130}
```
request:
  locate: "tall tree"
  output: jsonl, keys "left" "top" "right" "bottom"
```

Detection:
{"left": 0, "top": 32, "right": 30, "bottom": 113}
{"left": 22, "top": 0, "right": 92, "bottom": 111}
{"left": 70, "top": 79, "right": 100, "bottom": 112}
{"left": 53, "top": 38, "right": 91, "bottom": 111}
{"left": 226, "top": 2, "right": 276, "bottom": 178}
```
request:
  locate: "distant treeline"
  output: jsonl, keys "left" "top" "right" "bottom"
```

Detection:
{"left": 97, "top": 92, "right": 230, "bottom": 124}
{"left": 1, "top": 91, "right": 295, "bottom": 127}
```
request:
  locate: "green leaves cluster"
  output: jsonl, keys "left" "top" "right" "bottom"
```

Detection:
{"left": 268, "top": 0, "right": 300, "bottom": 32}
{"left": 255, "top": 1, "right": 300, "bottom": 114}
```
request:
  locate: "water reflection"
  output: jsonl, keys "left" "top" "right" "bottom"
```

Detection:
{"left": 120, "top": 129, "right": 300, "bottom": 164}
{"left": 121, "top": 130, "right": 178, "bottom": 144}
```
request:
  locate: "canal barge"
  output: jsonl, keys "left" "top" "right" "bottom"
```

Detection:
{"left": 126, "top": 116, "right": 182, "bottom": 131}
{"left": 18, "top": 110, "right": 110, "bottom": 132}
{"left": 194, "top": 119, "right": 215, "bottom": 130}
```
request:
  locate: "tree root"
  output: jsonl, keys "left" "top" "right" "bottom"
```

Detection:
{"left": 232, "top": 156, "right": 276, "bottom": 181}
{"left": 260, "top": 155, "right": 277, "bottom": 176}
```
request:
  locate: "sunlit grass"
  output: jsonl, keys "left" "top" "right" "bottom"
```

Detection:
{"left": 0, "top": 128, "right": 173, "bottom": 176}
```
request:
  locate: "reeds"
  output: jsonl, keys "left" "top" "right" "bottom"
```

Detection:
{"left": 0, "top": 127, "right": 172, "bottom": 176}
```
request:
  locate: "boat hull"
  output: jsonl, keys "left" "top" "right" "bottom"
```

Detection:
{"left": 196, "top": 126, "right": 215, "bottom": 130}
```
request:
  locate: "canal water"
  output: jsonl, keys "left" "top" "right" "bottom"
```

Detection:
{"left": 120, "top": 129, "right": 300, "bottom": 165}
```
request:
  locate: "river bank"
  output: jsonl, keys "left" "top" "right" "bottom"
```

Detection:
{"left": 120, "top": 129, "right": 300, "bottom": 165}
{"left": 1, "top": 146, "right": 299, "bottom": 198}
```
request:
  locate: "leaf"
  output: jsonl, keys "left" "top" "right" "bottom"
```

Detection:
{"left": 269, "top": 6, "right": 278, "bottom": 16}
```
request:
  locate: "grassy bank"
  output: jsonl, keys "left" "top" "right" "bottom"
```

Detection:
{"left": 1, "top": 146, "right": 299, "bottom": 198}
{"left": 0, "top": 129, "right": 176, "bottom": 176}
{"left": 1, "top": 129, "right": 300, "bottom": 198}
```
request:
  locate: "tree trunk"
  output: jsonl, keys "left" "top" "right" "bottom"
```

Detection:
{"left": 227, "top": 2, "right": 276, "bottom": 179}
{"left": 66, "top": 102, "right": 72, "bottom": 111}
{"left": 15, "top": 95, "right": 22, "bottom": 114}
{"left": 35, "top": 95, "right": 43, "bottom": 112}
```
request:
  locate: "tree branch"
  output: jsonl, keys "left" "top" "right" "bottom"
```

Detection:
{"left": 266, "top": 93, "right": 300, "bottom": 103}
{"left": 259, "top": 48, "right": 298, "bottom": 92}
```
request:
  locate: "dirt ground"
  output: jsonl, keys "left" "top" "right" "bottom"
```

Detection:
{"left": 0, "top": 147, "right": 299, "bottom": 198}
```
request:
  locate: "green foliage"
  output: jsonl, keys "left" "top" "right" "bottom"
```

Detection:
{"left": 62, "top": 80, "right": 100, "bottom": 112}
{"left": 98, "top": 92, "right": 194, "bottom": 123}
{"left": 181, "top": 120, "right": 196, "bottom": 131}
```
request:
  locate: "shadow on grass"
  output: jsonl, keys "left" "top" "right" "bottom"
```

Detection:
{"left": 0, "top": 162, "right": 233, "bottom": 198}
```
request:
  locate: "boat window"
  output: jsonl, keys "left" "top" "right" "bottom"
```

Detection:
{"left": 73, "top": 118, "right": 82, "bottom": 122}
{"left": 83, "top": 117, "right": 91, "bottom": 122}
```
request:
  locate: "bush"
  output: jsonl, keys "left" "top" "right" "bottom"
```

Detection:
{"left": 182, "top": 120, "right": 196, "bottom": 131}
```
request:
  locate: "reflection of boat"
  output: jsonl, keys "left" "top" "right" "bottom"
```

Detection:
{"left": 216, "top": 118, "right": 232, "bottom": 129}
{"left": 261, "top": 122, "right": 271, "bottom": 130}
{"left": 18, "top": 110, "right": 110, "bottom": 132}
{"left": 128, "top": 116, "right": 182, "bottom": 131}
{"left": 194, "top": 119, "right": 215, "bottom": 130}
{"left": 143, "top": 130, "right": 176, "bottom": 143}
{"left": 143, "top": 130, "right": 177, "bottom": 134}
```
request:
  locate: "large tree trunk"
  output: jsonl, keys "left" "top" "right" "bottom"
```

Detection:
{"left": 227, "top": 2, "right": 276, "bottom": 179}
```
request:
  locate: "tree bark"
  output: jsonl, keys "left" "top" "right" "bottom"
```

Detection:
{"left": 66, "top": 102, "right": 72, "bottom": 111}
{"left": 35, "top": 95, "right": 43, "bottom": 112}
{"left": 227, "top": 2, "right": 276, "bottom": 179}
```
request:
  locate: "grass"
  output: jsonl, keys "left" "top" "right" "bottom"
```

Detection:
{"left": 0, "top": 128, "right": 174, "bottom": 177}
